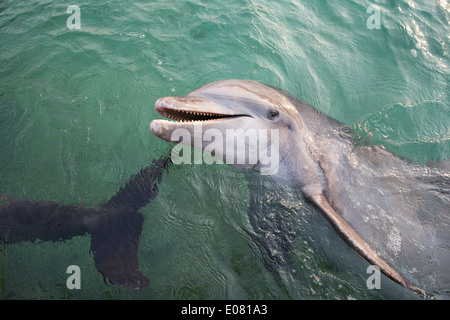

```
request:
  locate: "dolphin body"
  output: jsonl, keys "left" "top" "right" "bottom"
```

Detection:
{"left": 151, "top": 79, "right": 449, "bottom": 297}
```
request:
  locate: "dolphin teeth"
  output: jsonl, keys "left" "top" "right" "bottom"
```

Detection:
{"left": 158, "top": 107, "right": 238, "bottom": 122}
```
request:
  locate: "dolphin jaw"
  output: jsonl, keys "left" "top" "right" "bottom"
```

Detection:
{"left": 151, "top": 97, "right": 253, "bottom": 142}
{"left": 154, "top": 98, "right": 250, "bottom": 123}
{"left": 156, "top": 104, "right": 238, "bottom": 123}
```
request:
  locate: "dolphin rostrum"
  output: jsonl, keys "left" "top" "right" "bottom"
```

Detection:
{"left": 151, "top": 79, "right": 449, "bottom": 297}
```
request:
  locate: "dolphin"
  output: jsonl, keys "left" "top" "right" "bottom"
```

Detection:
{"left": 150, "top": 79, "right": 449, "bottom": 297}
{"left": 1, "top": 80, "right": 447, "bottom": 297}
{"left": 0, "top": 156, "right": 171, "bottom": 289}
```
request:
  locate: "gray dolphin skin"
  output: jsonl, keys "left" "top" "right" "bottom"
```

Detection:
{"left": 151, "top": 79, "right": 450, "bottom": 297}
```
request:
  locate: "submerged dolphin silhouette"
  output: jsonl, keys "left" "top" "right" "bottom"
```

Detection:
{"left": 0, "top": 157, "right": 171, "bottom": 288}
{"left": 150, "top": 79, "right": 449, "bottom": 297}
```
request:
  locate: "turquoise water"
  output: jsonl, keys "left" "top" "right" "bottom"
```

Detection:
{"left": 0, "top": 0, "right": 448, "bottom": 299}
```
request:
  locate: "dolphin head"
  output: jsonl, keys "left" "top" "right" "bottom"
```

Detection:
{"left": 151, "top": 79, "right": 302, "bottom": 136}
{"left": 150, "top": 79, "right": 323, "bottom": 188}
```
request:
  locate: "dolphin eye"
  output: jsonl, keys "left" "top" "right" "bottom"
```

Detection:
{"left": 267, "top": 109, "right": 279, "bottom": 120}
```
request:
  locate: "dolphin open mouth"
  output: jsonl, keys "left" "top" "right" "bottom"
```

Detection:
{"left": 156, "top": 105, "right": 240, "bottom": 122}
{"left": 154, "top": 98, "right": 250, "bottom": 123}
{"left": 151, "top": 96, "right": 253, "bottom": 142}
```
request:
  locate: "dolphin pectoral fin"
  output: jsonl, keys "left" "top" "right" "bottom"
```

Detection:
{"left": 309, "top": 193, "right": 428, "bottom": 297}
{"left": 90, "top": 210, "right": 149, "bottom": 289}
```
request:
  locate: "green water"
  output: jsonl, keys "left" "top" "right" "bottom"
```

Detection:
{"left": 0, "top": 0, "right": 448, "bottom": 299}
